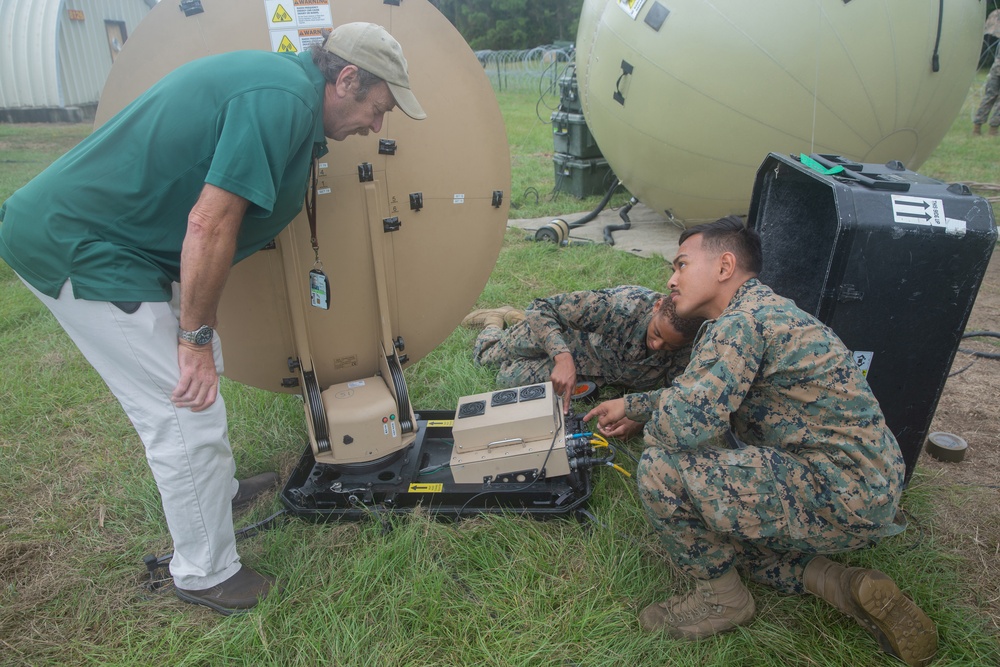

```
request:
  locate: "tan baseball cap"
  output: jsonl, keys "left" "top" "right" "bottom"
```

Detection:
{"left": 323, "top": 22, "right": 426, "bottom": 120}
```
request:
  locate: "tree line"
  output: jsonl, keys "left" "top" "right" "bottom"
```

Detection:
{"left": 429, "top": 0, "right": 585, "bottom": 51}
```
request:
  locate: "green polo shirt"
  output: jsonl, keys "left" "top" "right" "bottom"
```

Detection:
{"left": 0, "top": 50, "right": 329, "bottom": 301}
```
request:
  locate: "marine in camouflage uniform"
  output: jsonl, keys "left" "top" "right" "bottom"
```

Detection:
{"left": 973, "top": 51, "right": 1000, "bottom": 133}
{"left": 585, "top": 217, "right": 936, "bottom": 666}
{"left": 623, "top": 278, "right": 904, "bottom": 594}
{"left": 472, "top": 286, "right": 692, "bottom": 391}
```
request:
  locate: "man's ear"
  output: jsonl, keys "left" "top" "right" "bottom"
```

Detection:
{"left": 718, "top": 251, "right": 738, "bottom": 282}
{"left": 334, "top": 65, "right": 359, "bottom": 97}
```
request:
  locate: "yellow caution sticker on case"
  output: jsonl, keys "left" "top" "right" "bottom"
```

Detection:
{"left": 426, "top": 420, "right": 454, "bottom": 428}
{"left": 408, "top": 483, "right": 443, "bottom": 493}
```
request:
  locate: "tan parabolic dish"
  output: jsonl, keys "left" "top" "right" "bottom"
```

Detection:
{"left": 95, "top": 0, "right": 511, "bottom": 398}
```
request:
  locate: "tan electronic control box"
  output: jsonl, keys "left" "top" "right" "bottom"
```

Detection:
{"left": 449, "top": 383, "right": 570, "bottom": 484}
{"left": 309, "top": 376, "right": 404, "bottom": 465}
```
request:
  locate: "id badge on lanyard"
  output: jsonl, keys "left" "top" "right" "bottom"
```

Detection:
{"left": 305, "top": 151, "right": 330, "bottom": 310}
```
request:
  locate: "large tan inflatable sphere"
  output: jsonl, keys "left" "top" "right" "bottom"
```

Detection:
{"left": 576, "top": 0, "right": 985, "bottom": 226}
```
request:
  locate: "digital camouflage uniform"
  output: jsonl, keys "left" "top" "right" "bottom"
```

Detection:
{"left": 624, "top": 279, "right": 905, "bottom": 595}
{"left": 973, "top": 52, "right": 1000, "bottom": 128}
{"left": 473, "top": 286, "right": 691, "bottom": 391}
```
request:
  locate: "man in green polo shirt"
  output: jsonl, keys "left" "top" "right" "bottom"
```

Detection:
{"left": 0, "top": 23, "right": 425, "bottom": 615}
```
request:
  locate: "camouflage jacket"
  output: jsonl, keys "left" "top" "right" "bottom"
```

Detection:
{"left": 517, "top": 285, "right": 691, "bottom": 391}
{"left": 625, "top": 279, "right": 905, "bottom": 521}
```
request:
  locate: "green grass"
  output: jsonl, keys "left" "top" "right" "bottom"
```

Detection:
{"left": 2, "top": 81, "right": 1000, "bottom": 666}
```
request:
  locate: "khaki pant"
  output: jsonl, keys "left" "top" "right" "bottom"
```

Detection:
{"left": 21, "top": 276, "right": 242, "bottom": 590}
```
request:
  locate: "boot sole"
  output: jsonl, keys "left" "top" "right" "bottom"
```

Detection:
{"left": 850, "top": 571, "right": 938, "bottom": 667}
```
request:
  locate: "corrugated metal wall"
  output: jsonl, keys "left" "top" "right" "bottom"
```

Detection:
{"left": 0, "top": 0, "right": 151, "bottom": 111}
{"left": 57, "top": 0, "right": 151, "bottom": 107}
{"left": 0, "top": 0, "right": 62, "bottom": 108}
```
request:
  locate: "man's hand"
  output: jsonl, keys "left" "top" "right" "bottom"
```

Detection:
{"left": 584, "top": 398, "right": 630, "bottom": 436}
{"left": 550, "top": 352, "right": 577, "bottom": 414}
{"left": 599, "top": 416, "right": 644, "bottom": 439}
{"left": 171, "top": 341, "right": 219, "bottom": 411}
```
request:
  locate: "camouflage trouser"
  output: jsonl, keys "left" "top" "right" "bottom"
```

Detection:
{"left": 973, "top": 60, "right": 1000, "bottom": 127}
{"left": 473, "top": 325, "right": 553, "bottom": 387}
{"left": 637, "top": 440, "right": 891, "bottom": 595}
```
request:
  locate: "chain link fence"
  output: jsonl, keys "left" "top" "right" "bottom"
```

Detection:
{"left": 476, "top": 46, "right": 574, "bottom": 94}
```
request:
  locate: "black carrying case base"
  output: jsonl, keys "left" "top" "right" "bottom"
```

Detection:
{"left": 281, "top": 410, "right": 593, "bottom": 521}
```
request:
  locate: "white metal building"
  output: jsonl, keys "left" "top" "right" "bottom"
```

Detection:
{"left": 0, "top": 0, "right": 154, "bottom": 122}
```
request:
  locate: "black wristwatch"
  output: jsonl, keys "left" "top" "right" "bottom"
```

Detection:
{"left": 178, "top": 324, "right": 214, "bottom": 346}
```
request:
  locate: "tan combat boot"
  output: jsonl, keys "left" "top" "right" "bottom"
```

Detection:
{"left": 990, "top": 125, "right": 999, "bottom": 136}
{"left": 973, "top": 123, "right": 983, "bottom": 136}
{"left": 804, "top": 556, "right": 937, "bottom": 667}
{"left": 504, "top": 309, "right": 526, "bottom": 326}
{"left": 638, "top": 569, "right": 755, "bottom": 639}
{"left": 461, "top": 306, "right": 516, "bottom": 329}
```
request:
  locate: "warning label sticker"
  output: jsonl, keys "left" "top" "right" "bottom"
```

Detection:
{"left": 891, "top": 195, "right": 946, "bottom": 229}
{"left": 264, "top": 0, "right": 332, "bottom": 53}
{"left": 270, "top": 3, "right": 293, "bottom": 23}
{"left": 293, "top": 0, "right": 332, "bottom": 27}
{"left": 616, "top": 0, "right": 646, "bottom": 19}
{"left": 852, "top": 351, "right": 874, "bottom": 379}
{"left": 272, "top": 32, "right": 298, "bottom": 52}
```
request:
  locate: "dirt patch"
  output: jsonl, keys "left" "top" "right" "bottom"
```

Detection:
{"left": 921, "top": 247, "right": 1000, "bottom": 632}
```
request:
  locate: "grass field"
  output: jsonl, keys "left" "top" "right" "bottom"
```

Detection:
{"left": 1, "top": 75, "right": 999, "bottom": 666}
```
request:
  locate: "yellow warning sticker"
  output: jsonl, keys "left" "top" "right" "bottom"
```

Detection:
{"left": 276, "top": 35, "right": 297, "bottom": 52}
{"left": 271, "top": 4, "right": 292, "bottom": 22}
{"left": 408, "top": 483, "right": 443, "bottom": 493}
{"left": 426, "top": 420, "right": 454, "bottom": 428}
{"left": 617, "top": 0, "right": 646, "bottom": 19}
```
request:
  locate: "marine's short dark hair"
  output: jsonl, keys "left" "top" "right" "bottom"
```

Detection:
{"left": 678, "top": 215, "right": 762, "bottom": 275}
{"left": 654, "top": 294, "right": 705, "bottom": 340}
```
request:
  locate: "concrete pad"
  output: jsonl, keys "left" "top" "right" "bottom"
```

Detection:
{"left": 508, "top": 201, "right": 683, "bottom": 261}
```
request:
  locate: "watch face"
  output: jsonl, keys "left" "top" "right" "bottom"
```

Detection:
{"left": 180, "top": 325, "right": 214, "bottom": 345}
{"left": 193, "top": 326, "right": 213, "bottom": 345}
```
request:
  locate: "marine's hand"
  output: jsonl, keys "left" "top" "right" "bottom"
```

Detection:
{"left": 172, "top": 342, "right": 219, "bottom": 412}
{"left": 550, "top": 352, "right": 577, "bottom": 414}
{"left": 583, "top": 398, "right": 626, "bottom": 432}
{"left": 600, "top": 416, "right": 643, "bottom": 439}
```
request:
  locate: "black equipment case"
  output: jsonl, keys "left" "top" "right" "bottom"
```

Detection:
{"left": 748, "top": 153, "right": 997, "bottom": 480}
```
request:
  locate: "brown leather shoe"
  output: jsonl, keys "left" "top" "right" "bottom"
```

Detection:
{"left": 232, "top": 472, "right": 280, "bottom": 512}
{"left": 175, "top": 565, "right": 274, "bottom": 615}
